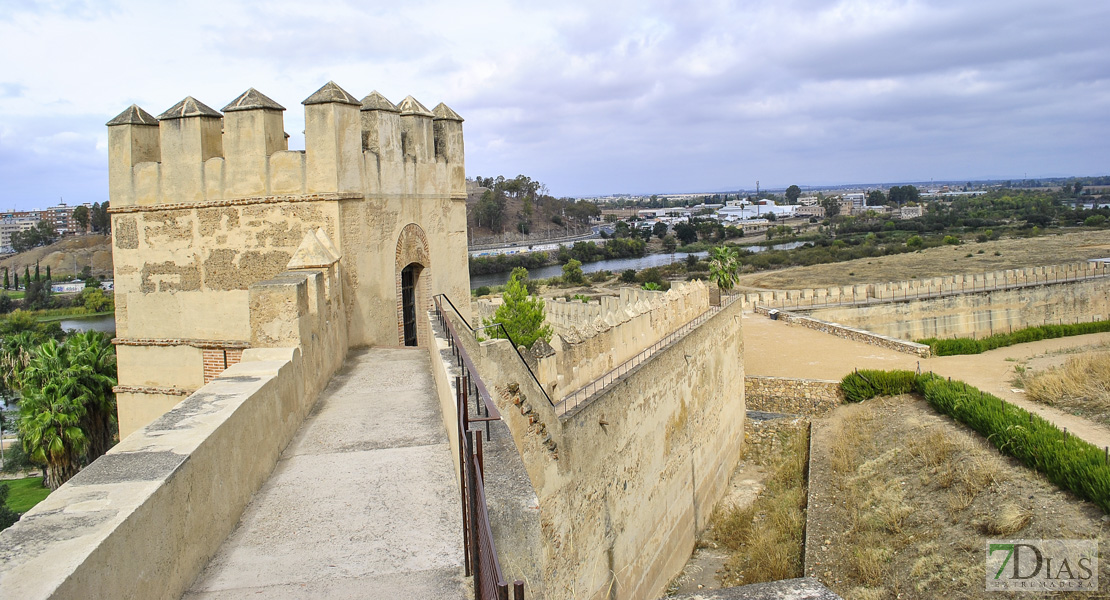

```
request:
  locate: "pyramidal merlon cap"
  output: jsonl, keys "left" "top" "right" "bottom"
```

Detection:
{"left": 158, "top": 96, "right": 222, "bottom": 120}
{"left": 432, "top": 102, "right": 463, "bottom": 122}
{"left": 397, "top": 96, "right": 434, "bottom": 117}
{"left": 360, "top": 90, "right": 399, "bottom": 112}
{"left": 302, "top": 81, "right": 360, "bottom": 106}
{"left": 223, "top": 88, "right": 285, "bottom": 112}
{"left": 106, "top": 104, "right": 158, "bottom": 127}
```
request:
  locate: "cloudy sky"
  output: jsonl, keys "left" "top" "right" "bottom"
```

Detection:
{"left": 0, "top": 0, "right": 1107, "bottom": 209}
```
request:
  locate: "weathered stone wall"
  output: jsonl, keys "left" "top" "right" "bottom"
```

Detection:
{"left": 753, "top": 305, "right": 932, "bottom": 357}
{"left": 542, "top": 283, "right": 710, "bottom": 400}
{"left": 745, "top": 376, "right": 843, "bottom": 417}
{"left": 454, "top": 296, "right": 746, "bottom": 600}
{"left": 739, "top": 260, "right": 1109, "bottom": 310}
{"left": 0, "top": 256, "right": 348, "bottom": 600}
{"left": 804, "top": 276, "right": 1110, "bottom": 341}
{"left": 108, "top": 83, "right": 471, "bottom": 436}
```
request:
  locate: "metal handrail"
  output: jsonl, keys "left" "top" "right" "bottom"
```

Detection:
{"left": 435, "top": 293, "right": 555, "bottom": 408}
{"left": 433, "top": 296, "right": 524, "bottom": 600}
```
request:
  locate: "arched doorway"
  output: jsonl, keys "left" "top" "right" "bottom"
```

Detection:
{"left": 401, "top": 263, "right": 421, "bottom": 346}
{"left": 395, "top": 223, "right": 431, "bottom": 346}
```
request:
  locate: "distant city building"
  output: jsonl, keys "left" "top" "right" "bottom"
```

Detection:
{"left": 899, "top": 205, "right": 924, "bottom": 219}
{"left": 0, "top": 201, "right": 93, "bottom": 252}
{"left": 0, "top": 216, "right": 39, "bottom": 253}
{"left": 796, "top": 205, "right": 825, "bottom": 218}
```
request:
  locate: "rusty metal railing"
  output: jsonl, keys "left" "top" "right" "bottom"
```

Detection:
{"left": 433, "top": 295, "right": 525, "bottom": 600}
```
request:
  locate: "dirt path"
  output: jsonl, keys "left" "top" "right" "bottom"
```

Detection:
{"left": 743, "top": 311, "right": 1110, "bottom": 450}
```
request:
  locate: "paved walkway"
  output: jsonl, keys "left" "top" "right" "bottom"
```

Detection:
{"left": 185, "top": 347, "right": 465, "bottom": 599}
{"left": 743, "top": 311, "right": 1110, "bottom": 450}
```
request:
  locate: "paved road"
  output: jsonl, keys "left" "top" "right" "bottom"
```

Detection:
{"left": 742, "top": 311, "right": 1110, "bottom": 451}
{"left": 184, "top": 347, "right": 465, "bottom": 599}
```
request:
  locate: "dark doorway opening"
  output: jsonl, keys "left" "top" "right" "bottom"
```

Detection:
{"left": 401, "top": 264, "right": 418, "bottom": 346}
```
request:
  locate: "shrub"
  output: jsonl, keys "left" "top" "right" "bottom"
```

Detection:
{"left": 918, "top": 320, "right": 1110, "bottom": 356}
{"left": 472, "top": 286, "right": 491, "bottom": 297}
{"left": 562, "top": 259, "right": 585, "bottom": 285}
{"left": 942, "top": 235, "right": 960, "bottom": 245}
{"left": 620, "top": 269, "right": 638, "bottom": 283}
{"left": 589, "top": 270, "right": 611, "bottom": 283}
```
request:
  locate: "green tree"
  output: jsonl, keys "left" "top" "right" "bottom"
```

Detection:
{"left": 17, "top": 332, "right": 117, "bottom": 489}
{"left": 484, "top": 270, "right": 551, "bottom": 349}
{"left": 652, "top": 221, "right": 668, "bottom": 240}
{"left": 45, "top": 265, "right": 50, "bottom": 281}
{"left": 12, "top": 272, "right": 17, "bottom": 290}
{"left": 784, "top": 185, "right": 801, "bottom": 204}
{"left": 562, "top": 259, "right": 585, "bottom": 285}
{"left": 867, "top": 190, "right": 885, "bottom": 206}
{"left": 0, "top": 484, "right": 21, "bottom": 530}
{"left": 662, "top": 234, "right": 677, "bottom": 253}
{"left": 820, "top": 196, "right": 841, "bottom": 218}
{"left": 708, "top": 245, "right": 740, "bottom": 292}
{"left": 34, "top": 263, "right": 40, "bottom": 282}
{"left": 906, "top": 235, "right": 924, "bottom": 249}
{"left": 673, "top": 222, "right": 698, "bottom": 245}
{"left": 3, "top": 268, "right": 7, "bottom": 290}
{"left": 72, "top": 205, "right": 89, "bottom": 232}
{"left": 89, "top": 202, "right": 111, "bottom": 234}
{"left": 23, "top": 267, "right": 30, "bottom": 287}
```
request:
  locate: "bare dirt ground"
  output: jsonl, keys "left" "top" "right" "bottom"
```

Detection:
{"left": 0, "top": 234, "right": 113, "bottom": 279}
{"left": 807, "top": 395, "right": 1110, "bottom": 599}
{"left": 735, "top": 230, "right": 1110, "bottom": 290}
{"left": 742, "top": 312, "right": 1110, "bottom": 451}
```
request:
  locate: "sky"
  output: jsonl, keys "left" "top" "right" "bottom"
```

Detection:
{"left": 0, "top": 0, "right": 1107, "bottom": 209}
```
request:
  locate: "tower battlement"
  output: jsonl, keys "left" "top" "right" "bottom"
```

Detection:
{"left": 107, "top": 82, "right": 466, "bottom": 207}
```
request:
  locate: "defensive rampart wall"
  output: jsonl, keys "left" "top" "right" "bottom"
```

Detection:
{"left": 0, "top": 243, "right": 348, "bottom": 600}
{"left": 803, "top": 276, "right": 1110, "bottom": 341}
{"left": 453, "top": 296, "right": 746, "bottom": 600}
{"left": 738, "top": 260, "right": 1109, "bottom": 310}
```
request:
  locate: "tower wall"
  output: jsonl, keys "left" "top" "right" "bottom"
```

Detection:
{"left": 108, "top": 83, "right": 471, "bottom": 436}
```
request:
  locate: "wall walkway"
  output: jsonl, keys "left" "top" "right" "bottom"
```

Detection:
{"left": 184, "top": 347, "right": 465, "bottom": 599}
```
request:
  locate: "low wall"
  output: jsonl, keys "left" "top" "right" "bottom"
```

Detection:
{"left": 455, "top": 295, "right": 746, "bottom": 600}
{"left": 0, "top": 255, "right": 348, "bottom": 599}
{"left": 739, "top": 260, "right": 1109, "bottom": 310}
{"left": 804, "top": 277, "right": 1110, "bottom": 341}
{"left": 754, "top": 305, "right": 932, "bottom": 357}
{"left": 745, "top": 376, "right": 843, "bottom": 417}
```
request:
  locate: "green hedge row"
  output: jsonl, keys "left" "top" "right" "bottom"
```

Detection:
{"left": 841, "top": 369, "right": 1110, "bottom": 512}
{"left": 918, "top": 319, "right": 1110, "bottom": 356}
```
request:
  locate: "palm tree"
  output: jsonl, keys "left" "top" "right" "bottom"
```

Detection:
{"left": 708, "top": 245, "right": 740, "bottom": 293}
{"left": 16, "top": 333, "right": 118, "bottom": 489}
{"left": 20, "top": 382, "right": 88, "bottom": 489}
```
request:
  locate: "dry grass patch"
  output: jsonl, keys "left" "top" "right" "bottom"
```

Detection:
{"left": 806, "top": 395, "right": 1110, "bottom": 599}
{"left": 1022, "top": 351, "right": 1110, "bottom": 427}
{"left": 711, "top": 427, "right": 808, "bottom": 587}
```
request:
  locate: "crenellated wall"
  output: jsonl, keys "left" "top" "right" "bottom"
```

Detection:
{"left": 738, "top": 261, "right": 1110, "bottom": 310}
{"left": 108, "top": 83, "right": 471, "bottom": 436}
{"left": 452, "top": 297, "right": 746, "bottom": 600}
{"left": 476, "top": 283, "right": 711, "bottom": 401}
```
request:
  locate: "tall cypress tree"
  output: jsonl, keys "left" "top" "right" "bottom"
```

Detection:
{"left": 3, "top": 268, "right": 7, "bottom": 290}
{"left": 45, "top": 265, "right": 51, "bottom": 281}
{"left": 24, "top": 266, "right": 30, "bottom": 286}
{"left": 13, "top": 272, "right": 19, "bottom": 290}
{"left": 34, "top": 263, "right": 40, "bottom": 282}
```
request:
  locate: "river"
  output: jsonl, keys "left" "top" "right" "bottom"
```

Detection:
{"left": 58, "top": 314, "right": 116, "bottom": 335}
{"left": 470, "top": 241, "right": 807, "bottom": 288}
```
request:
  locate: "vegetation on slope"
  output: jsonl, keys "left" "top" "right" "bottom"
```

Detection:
{"left": 918, "top": 320, "right": 1110, "bottom": 356}
{"left": 841, "top": 370, "right": 1110, "bottom": 512}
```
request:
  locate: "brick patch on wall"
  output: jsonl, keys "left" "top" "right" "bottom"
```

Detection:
{"left": 202, "top": 348, "right": 244, "bottom": 384}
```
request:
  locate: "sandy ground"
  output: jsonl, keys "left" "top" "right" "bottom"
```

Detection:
{"left": 736, "top": 230, "right": 1110, "bottom": 290}
{"left": 742, "top": 311, "right": 1110, "bottom": 450}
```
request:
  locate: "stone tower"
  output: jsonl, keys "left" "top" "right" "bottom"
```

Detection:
{"left": 107, "top": 82, "right": 471, "bottom": 437}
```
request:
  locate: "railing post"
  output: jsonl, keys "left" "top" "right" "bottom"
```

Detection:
{"left": 514, "top": 580, "right": 525, "bottom": 600}
{"left": 475, "top": 427, "right": 485, "bottom": 478}
{"left": 457, "top": 376, "right": 471, "bottom": 578}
